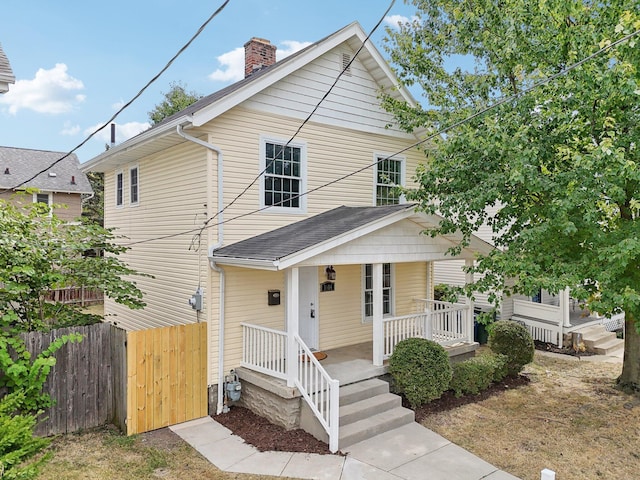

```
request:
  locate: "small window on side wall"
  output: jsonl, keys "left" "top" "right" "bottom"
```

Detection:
{"left": 116, "top": 171, "right": 124, "bottom": 207}
{"left": 130, "top": 166, "right": 139, "bottom": 205}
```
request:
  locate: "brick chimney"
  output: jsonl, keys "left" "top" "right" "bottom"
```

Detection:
{"left": 244, "top": 37, "right": 277, "bottom": 78}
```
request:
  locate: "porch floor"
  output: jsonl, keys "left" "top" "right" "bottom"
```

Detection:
{"left": 321, "top": 343, "right": 386, "bottom": 386}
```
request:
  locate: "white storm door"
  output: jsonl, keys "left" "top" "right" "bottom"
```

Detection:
{"left": 298, "top": 267, "right": 319, "bottom": 350}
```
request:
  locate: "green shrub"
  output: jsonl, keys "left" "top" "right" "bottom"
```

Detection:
{"left": 0, "top": 392, "right": 50, "bottom": 480}
{"left": 388, "top": 337, "right": 452, "bottom": 408}
{"left": 449, "top": 353, "right": 508, "bottom": 397}
{"left": 488, "top": 321, "right": 534, "bottom": 376}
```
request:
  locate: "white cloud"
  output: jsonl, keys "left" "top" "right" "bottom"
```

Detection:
{"left": 208, "top": 40, "right": 311, "bottom": 83}
{"left": 60, "top": 122, "right": 80, "bottom": 136}
{"left": 0, "top": 63, "right": 85, "bottom": 114}
{"left": 84, "top": 121, "right": 150, "bottom": 144}
{"left": 208, "top": 47, "right": 245, "bottom": 82}
{"left": 276, "top": 41, "right": 311, "bottom": 60}
{"left": 111, "top": 99, "right": 125, "bottom": 111}
{"left": 384, "top": 14, "right": 413, "bottom": 28}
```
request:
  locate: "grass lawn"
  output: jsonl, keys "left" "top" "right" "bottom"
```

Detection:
{"left": 420, "top": 352, "right": 640, "bottom": 480}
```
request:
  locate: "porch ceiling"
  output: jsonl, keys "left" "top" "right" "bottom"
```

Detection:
{"left": 210, "top": 204, "right": 494, "bottom": 270}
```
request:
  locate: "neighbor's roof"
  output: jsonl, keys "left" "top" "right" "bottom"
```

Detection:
{"left": 0, "top": 146, "right": 93, "bottom": 194}
{"left": 82, "top": 21, "right": 419, "bottom": 172}
{"left": 0, "top": 43, "right": 15, "bottom": 93}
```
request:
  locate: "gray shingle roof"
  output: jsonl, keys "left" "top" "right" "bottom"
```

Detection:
{"left": 0, "top": 43, "right": 15, "bottom": 91}
{"left": 0, "top": 146, "right": 93, "bottom": 193}
{"left": 212, "top": 204, "right": 414, "bottom": 262}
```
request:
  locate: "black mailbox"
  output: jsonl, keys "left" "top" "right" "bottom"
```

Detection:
{"left": 268, "top": 289, "right": 281, "bottom": 306}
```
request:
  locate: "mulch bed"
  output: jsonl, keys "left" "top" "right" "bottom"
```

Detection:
{"left": 213, "top": 374, "right": 530, "bottom": 455}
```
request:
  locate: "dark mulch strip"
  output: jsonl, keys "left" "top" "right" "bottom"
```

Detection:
{"left": 214, "top": 375, "right": 531, "bottom": 454}
{"left": 410, "top": 375, "right": 531, "bottom": 423}
{"left": 534, "top": 339, "right": 596, "bottom": 357}
{"left": 214, "top": 406, "right": 334, "bottom": 455}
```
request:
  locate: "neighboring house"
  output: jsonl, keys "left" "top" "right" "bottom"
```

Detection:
{"left": 0, "top": 146, "right": 94, "bottom": 221}
{"left": 81, "top": 22, "right": 493, "bottom": 451}
{"left": 0, "top": 43, "right": 15, "bottom": 93}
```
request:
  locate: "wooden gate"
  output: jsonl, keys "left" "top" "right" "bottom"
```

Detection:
{"left": 125, "top": 322, "right": 207, "bottom": 434}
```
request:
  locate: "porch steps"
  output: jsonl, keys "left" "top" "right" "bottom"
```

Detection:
{"left": 337, "top": 378, "right": 414, "bottom": 449}
{"left": 573, "top": 325, "right": 624, "bottom": 356}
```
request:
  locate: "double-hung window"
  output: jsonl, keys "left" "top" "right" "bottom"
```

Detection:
{"left": 375, "top": 155, "right": 405, "bottom": 205}
{"left": 261, "top": 137, "right": 305, "bottom": 212}
{"left": 115, "top": 172, "right": 124, "bottom": 207}
{"left": 363, "top": 263, "right": 393, "bottom": 321}
{"left": 130, "top": 166, "right": 139, "bottom": 205}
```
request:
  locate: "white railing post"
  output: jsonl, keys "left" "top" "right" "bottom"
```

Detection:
{"left": 328, "top": 378, "right": 339, "bottom": 453}
{"left": 372, "top": 263, "right": 384, "bottom": 367}
{"left": 286, "top": 268, "right": 299, "bottom": 387}
{"left": 465, "top": 259, "right": 475, "bottom": 343}
{"left": 425, "top": 307, "right": 433, "bottom": 340}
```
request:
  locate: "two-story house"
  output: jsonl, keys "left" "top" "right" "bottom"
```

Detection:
{"left": 82, "top": 22, "right": 493, "bottom": 451}
{"left": 0, "top": 146, "right": 93, "bottom": 221}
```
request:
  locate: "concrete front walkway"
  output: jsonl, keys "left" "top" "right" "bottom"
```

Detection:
{"left": 170, "top": 416, "right": 520, "bottom": 480}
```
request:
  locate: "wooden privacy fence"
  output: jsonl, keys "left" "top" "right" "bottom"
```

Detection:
{"left": 20, "top": 323, "right": 119, "bottom": 436}
{"left": 126, "top": 322, "right": 208, "bottom": 435}
{"left": 12, "top": 322, "right": 207, "bottom": 437}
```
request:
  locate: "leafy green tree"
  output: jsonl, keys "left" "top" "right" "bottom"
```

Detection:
{"left": 383, "top": 2, "right": 640, "bottom": 390}
{"left": 148, "top": 81, "right": 203, "bottom": 125}
{"left": 0, "top": 197, "right": 148, "bottom": 332}
{"left": 81, "top": 171, "right": 104, "bottom": 227}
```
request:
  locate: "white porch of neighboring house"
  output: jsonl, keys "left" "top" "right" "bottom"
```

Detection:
{"left": 511, "top": 288, "right": 625, "bottom": 348}
{"left": 210, "top": 204, "right": 493, "bottom": 452}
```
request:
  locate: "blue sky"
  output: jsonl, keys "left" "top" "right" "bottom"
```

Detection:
{"left": 0, "top": 1, "right": 419, "bottom": 163}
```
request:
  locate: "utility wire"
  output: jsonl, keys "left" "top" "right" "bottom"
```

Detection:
{"left": 120, "top": 27, "right": 640, "bottom": 247}
{"left": 1, "top": 0, "right": 231, "bottom": 194}
{"left": 195, "top": 0, "right": 396, "bottom": 238}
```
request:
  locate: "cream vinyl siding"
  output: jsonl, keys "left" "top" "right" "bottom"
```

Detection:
{"left": 51, "top": 192, "right": 83, "bottom": 221}
{"left": 102, "top": 141, "right": 210, "bottom": 332}
{"left": 395, "top": 262, "right": 428, "bottom": 316}
{"left": 244, "top": 46, "right": 408, "bottom": 137}
{"left": 319, "top": 264, "right": 372, "bottom": 350}
{"left": 201, "top": 107, "right": 424, "bottom": 246}
{"left": 220, "top": 267, "right": 286, "bottom": 373}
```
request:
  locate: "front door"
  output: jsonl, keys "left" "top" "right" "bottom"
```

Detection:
{"left": 298, "top": 267, "right": 319, "bottom": 350}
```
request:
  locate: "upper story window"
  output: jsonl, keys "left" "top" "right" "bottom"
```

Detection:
{"left": 116, "top": 171, "right": 124, "bottom": 207}
{"left": 375, "top": 155, "right": 405, "bottom": 206}
{"left": 363, "top": 263, "right": 394, "bottom": 322}
{"left": 130, "top": 166, "right": 139, "bottom": 205}
{"left": 261, "top": 137, "right": 306, "bottom": 213}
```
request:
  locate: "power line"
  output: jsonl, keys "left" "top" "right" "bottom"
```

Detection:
{"left": 120, "top": 27, "right": 640, "bottom": 247}
{"left": 1, "top": 0, "right": 231, "bottom": 194}
{"left": 196, "top": 0, "right": 396, "bottom": 235}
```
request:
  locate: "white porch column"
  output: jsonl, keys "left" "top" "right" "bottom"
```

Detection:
{"left": 286, "top": 267, "right": 299, "bottom": 388}
{"left": 372, "top": 263, "right": 384, "bottom": 366}
{"left": 426, "top": 261, "right": 434, "bottom": 301}
{"left": 560, "top": 287, "right": 571, "bottom": 328}
{"left": 465, "top": 259, "right": 475, "bottom": 343}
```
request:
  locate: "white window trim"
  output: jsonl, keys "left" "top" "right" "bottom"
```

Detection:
{"left": 129, "top": 165, "right": 139, "bottom": 206}
{"left": 372, "top": 152, "right": 406, "bottom": 206}
{"left": 115, "top": 170, "right": 124, "bottom": 208}
{"left": 361, "top": 263, "right": 395, "bottom": 324}
{"left": 259, "top": 135, "right": 307, "bottom": 214}
{"left": 33, "top": 191, "right": 52, "bottom": 206}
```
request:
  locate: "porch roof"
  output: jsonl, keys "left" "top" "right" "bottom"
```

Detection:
{"left": 210, "top": 204, "right": 494, "bottom": 270}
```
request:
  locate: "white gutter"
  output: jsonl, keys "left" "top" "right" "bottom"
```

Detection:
{"left": 176, "top": 124, "right": 227, "bottom": 415}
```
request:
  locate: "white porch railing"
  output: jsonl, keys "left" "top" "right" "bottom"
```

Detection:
{"left": 382, "top": 300, "right": 473, "bottom": 359}
{"left": 240, "top": 323, "right": 339, "bottom": 453}
{"left": 241, "top": 323, "right": 287, "bottom": 380}
{"left": 294, "top": 334, "right": 339, "bottom": 453}
{"left": 513, "top": 299, "right": 562, "bottom": 323}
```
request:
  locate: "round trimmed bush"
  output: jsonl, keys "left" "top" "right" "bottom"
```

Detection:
{"left": 449, "top": 353, "right": 506, "bottom": 398}
{"left": 488, "top": 321, "right": 534, "bottom": 376}
{"left": 388, "top": 337, "right": 452, "bottom": 408}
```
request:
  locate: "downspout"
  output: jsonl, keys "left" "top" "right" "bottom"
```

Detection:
{"left": 176, "top": 125, "right": 227, "bottom": 415}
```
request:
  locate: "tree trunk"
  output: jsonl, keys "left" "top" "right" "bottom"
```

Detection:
{"left": 618, "top": 310, "right": 640, "bottom": 393}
